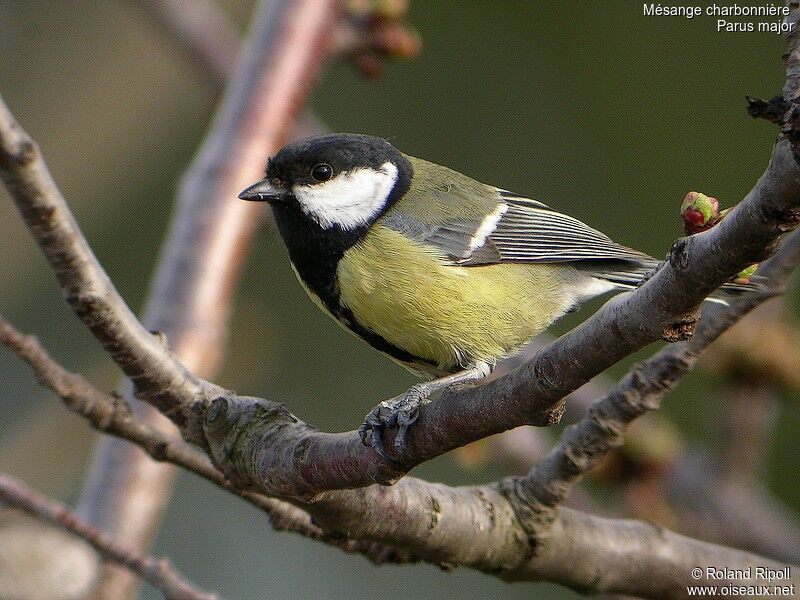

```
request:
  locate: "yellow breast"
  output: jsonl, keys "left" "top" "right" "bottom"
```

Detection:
{"left": 335, "top": 224, "right": 573, "bottom": 375}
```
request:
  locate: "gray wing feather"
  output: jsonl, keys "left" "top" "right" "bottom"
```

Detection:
{"left": 467, "top": 195, "right": 654, "bottom": 265}
{"left": 381, "top": 211, "right": 502, "bottom": 262}
{"left": 383, "top": 189, "right": 654, "bottom": 267}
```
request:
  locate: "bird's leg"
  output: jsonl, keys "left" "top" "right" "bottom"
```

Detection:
{"left": 359, "top": 361, "right": 492, "bottom": 458}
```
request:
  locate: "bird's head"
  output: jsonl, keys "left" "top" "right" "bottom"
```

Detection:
{"left": 239, "top": 133, "right": 411, "bottom": 232}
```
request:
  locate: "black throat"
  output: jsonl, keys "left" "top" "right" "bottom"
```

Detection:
{"left": 267, "top": 150, "right": 437, "bottom": 369}
{"left": 270, "top": 198, "right": 438, "bottom": 371}
{"left": 269, "top": 151, "right": 412, "bottom": 316}
{"left": 270, "top": 201, "right": 368, "bottom": 314}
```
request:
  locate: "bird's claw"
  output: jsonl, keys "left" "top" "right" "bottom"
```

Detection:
{"left": 358, "top": 385, "right": 429, "bottom": 458}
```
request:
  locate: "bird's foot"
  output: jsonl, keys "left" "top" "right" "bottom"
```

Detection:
{"left": 358, "top": 363, "right": 492, "bottom": 461}
{"left": 358, "top": 383, "right": 430, "bottom": 460}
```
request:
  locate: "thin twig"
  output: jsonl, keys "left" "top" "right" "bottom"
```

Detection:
{"left": 0, "top": 91, "right": 210, "bottom": 427}
{"left": 0, "top": 474, "right": 218, "bottom": 600}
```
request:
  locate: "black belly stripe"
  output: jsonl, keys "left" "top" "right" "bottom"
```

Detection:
{"left": 337, "top": 306, "right": 438, "bottom": 368}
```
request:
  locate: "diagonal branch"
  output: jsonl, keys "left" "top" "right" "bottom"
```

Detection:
{"left": 0, "top": 315, "right": 416, "bottom": 566}
{"left": 0, "top": 93, "right": 210, "bottom": 427}
{"left": 505, "top": 228, "right": 800, "bottom": 533}
{"left": 0, "top": 474, "right": 218, "bottom": 600}
{"left": 58, "top": 1, "right": 338, "bottom": 595}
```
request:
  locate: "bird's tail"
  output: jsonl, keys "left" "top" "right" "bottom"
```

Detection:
{"left": 586, "top": 259, "right": 760, "bottom": 305}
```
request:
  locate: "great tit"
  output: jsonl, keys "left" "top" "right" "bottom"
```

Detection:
{"left": 239, "top": 133, "right": 753, "bottom": 456}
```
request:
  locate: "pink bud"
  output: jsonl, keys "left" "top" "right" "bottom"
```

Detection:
{"left": 684, "top": 207, "right": 705, "bottom": 226}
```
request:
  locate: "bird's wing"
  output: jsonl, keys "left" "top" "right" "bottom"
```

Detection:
{"left": 470, "top": 191, "right": 655, "bottom": 265}
{"left": 383, "top": 176, "right": 654, "bottom": 267}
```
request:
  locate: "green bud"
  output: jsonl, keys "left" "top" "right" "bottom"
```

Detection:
{"left": 681, "top": 191, "right": 719, "bottom": 224}
{"left": 682, "top": 192, "right": 721, "bottom": 234}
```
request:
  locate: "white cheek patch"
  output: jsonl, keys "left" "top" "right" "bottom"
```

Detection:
{"left": 293, "top": 162, "right": 398, "bottom": 230}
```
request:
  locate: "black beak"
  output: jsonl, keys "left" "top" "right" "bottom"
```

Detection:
{"left": 238, "top": 179, "right": 287, "bottom": 202}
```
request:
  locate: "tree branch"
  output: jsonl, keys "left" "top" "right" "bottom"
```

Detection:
{"left": 57, "top": 1, "right": 337, "bottom": 594}
{"left": 288, "top": 478, "right": 799, "bottom": 597}
{"left": 0, "top": 475, "right": 218, "bottom": 600}
{"left": 510, "top": 507, "right": 798, "bottom": 597}
{"left": 0, "top": 315, "right": 416, "bottom": 567}
{"left": 478, "top": 314, "right": 800, "bottom": 564}
{"left": 10, "top": 307, "right": 789, "bottom": 597}
{"left": 0, "top": 92, "right": 211, "bottom": 427}
{"left": 507, "top": 228, "right": 800, "bottom": 530}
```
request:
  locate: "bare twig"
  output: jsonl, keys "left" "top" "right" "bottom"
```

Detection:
{"left": 0, "top": 316, "right": 239, "bottom": 497}
{"left": 129, "top": 0, "right": 330, "bottom": 141}
{"left": 0, "top": 475, "right": 218, "bottom": 600}
{"left": 0, "top": 93, "right": 210, "bottom": 426}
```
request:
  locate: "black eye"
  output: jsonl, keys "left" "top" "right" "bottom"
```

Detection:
{"left": 311, "top": 163, "right": 333, "bottom": 182}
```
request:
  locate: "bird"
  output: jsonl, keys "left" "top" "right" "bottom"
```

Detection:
{"left": 239, "top": 133, "right": 754, "bottom": 457}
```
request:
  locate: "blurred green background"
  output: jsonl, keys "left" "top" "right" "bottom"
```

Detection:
{"left": 0, "top": 1, "right": 798, "bottom": 599}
